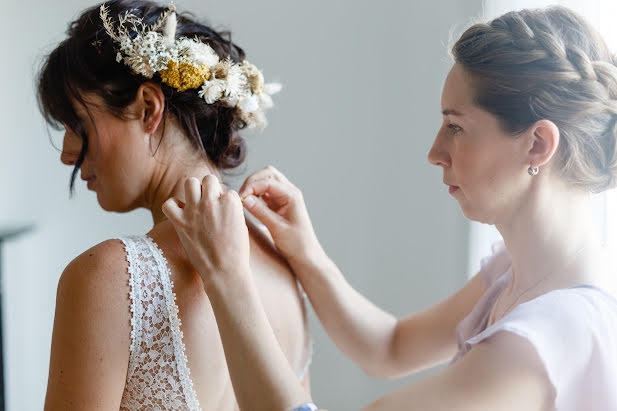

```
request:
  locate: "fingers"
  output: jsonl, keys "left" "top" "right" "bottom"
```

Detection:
{"left": 183, "top": 175, "right": 224, "bottom": 210}
{"left": 202, "top": 174, "right": 223, "bottom": 202}
{"left": 239, "top": 165, "right": 293, "bottom": 197}
{"left": 241, "top": 178, "right": 294, "bottom": 202}
{"left": 243, "top": 194, "right": 285, "bottom": 230}
{"left": 221, "top": 190, "right": 244, "bottom": 214}
{"left": 162, "top": 197, "right": 184, "bottom": 226}
{"left": 184, "top": 177, "right": 202, "bottom": 208}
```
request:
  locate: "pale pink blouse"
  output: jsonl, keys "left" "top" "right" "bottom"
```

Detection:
{"left": 451, "top": 242, "right": 617, "bottom": 411}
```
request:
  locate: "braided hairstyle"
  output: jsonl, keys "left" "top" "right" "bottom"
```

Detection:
{"left": 452, "top": 6, "right": 617, "bottom": 193}
{"left": 38, "top": 0, "right": 248, "bottom": 193}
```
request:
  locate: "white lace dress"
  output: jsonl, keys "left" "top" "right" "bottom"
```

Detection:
{"left": 118, "top": 235, "right": 312, "bottom": 410}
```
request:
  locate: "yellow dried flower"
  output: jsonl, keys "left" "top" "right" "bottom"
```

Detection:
{"left": 160, "top": 60, "right": 211, "bottom": 91}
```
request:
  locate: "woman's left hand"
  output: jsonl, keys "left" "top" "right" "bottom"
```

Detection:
{"left": 162, "top": 175, "right": 251, "bottom": 288}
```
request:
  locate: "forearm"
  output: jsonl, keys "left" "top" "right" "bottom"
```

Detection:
{"left": 289, "top": 252, "right": 399, "bottom": 377}
{"left": 206, "top": 271, "right": 312, "bottom": 411}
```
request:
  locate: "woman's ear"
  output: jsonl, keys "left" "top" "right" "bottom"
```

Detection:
{"left": 136, "top": 82, "right": 165, "bottom": 133}
{"left": 526, "top": 119, "right": 560, "bottom": 169}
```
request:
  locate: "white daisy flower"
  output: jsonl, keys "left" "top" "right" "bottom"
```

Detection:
{"left": 198, "top": 79, "right": 226, "bottom": 104}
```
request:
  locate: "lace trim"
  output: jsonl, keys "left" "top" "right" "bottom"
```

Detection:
{"left": 145, "top": 235, "right": 201, "bottom": 410}
{"left": 119, "top": 236, "right": 143, "bottom": 381}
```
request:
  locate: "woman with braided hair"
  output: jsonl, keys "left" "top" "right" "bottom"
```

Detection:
{"left": 163, "top": 5, "right": 617, "bottom": 411}
{"left": 39, "top": 0, "right": 313, "bottom": 409}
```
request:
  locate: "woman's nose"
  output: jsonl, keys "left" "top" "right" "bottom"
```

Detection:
{"left": 60, "top": 130, "right": 82, "bottom": 166}
{"left": 427, "top": 131, "right": 451, "bottom": 168}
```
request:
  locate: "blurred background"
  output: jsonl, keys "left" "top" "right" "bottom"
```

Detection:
{"left": 0, "top": 0, "right": 615, "bottom": 409}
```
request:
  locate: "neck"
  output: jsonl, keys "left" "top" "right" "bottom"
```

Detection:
{"left": 139, "top": 130, "right": 222, "bottom": 226}
{"left": 148, "top": 161, "right": 220, "bottom": 226}
{"left": 495, "top": 182, "right": 599, "bottom": 295}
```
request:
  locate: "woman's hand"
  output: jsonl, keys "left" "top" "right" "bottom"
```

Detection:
{"left": 239, "top": 165, "right": 325, "bottom": 266}
{"left": 162, "top": 175, "right": 251, "bottom": 288}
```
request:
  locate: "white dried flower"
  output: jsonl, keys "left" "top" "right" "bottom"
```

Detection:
{"left": 127, "top": 55, "right": 154, "bottom": 78}
{"left": 143, "top": 32, "right": 158, "bottom": 46}
{"left": 162, "top": 11, "right": 177, "bottom": 46}
{"left": 150, "top": 52, "right": 172, "bottom": 71}
{"left": 191, "top": 42, "right": 219, "bottom": 67}
{"left": 258, "top": 93, "right": 274, "bottom": 110}
{"left": 225, "top": 65, "right": 245, "bottom": 98}
{"left": 139, "top": 45, "right": 154, "bottom": 57}
{"left": 120, "top": 36, "right": 134, "bottom": 54}
{"left": 238, "top": 95, "right": 259, "bottom": 113}
{"left": 198, "top": 79, "right": 226, "bottom": 104}
{"left": 263, "top": 83, "right": 282, "bottom": 95}
{"left": 101, "top": 2, "right": 279, "bottom": 130}
{"left": 176, "top": 38, "right": 194, "bottom": 56}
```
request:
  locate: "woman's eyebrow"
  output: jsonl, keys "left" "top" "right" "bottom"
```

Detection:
{"left": 441, "top": 108, "right": 462, "bottom": 116}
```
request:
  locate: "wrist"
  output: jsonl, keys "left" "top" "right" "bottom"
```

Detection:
{"left": 287, "top": 245, "right": 332, "bottom": 279}
{"left": 202, "top": 265, "right": 253, "bottom": 296}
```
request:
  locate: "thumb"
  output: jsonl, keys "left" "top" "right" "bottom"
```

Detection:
{"left": 242, "top": 195, "right": 286, "bottom": 232}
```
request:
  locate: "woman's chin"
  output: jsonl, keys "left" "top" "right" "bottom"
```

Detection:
{"left": 457, "top": 199, "right": 483, "bottom": 223}
{"left": 96, "top": 194, "right": 139, "bottom": 214}
{"left": 96, "top": 192, "right": 122, "bottom": 212}
{"left": 459, "top": 203, "right": 495, "bottom": 225}
{"left": 97, "top": 198, "right": 116, "bottom": 212}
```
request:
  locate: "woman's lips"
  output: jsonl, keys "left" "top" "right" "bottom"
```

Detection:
{"left": 87, "top": 176, "right": 96, "bottom": 190}
{"left": 448, "top": 185, "right": 459, "bottom": 195}
{"left": 82, "top": 175, "right": 96, "bottom": 189}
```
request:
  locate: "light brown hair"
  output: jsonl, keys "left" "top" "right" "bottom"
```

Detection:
{"left": 452, "top": 6, "right": 617, "bottom": 193}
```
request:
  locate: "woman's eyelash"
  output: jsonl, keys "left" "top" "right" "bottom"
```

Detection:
{"left": 447, "top": 123, "right": 462, "bottom": 133}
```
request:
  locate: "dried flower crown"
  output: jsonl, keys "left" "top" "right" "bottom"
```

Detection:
{"left": 99, "top": 2, "right": 280, "bottom": 129}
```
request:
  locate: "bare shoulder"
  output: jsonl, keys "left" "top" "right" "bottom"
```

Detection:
{"left": 61, "top": 239, "right": 128, "bottom": 287}
{"left": 46, "top": 239, "right": 131, "bottom": 409}
{"left": 245, "top": 216, "right": 296, "bottom": 282}
{"left": 58, "top": 239, "right": 131, "bottom": 321}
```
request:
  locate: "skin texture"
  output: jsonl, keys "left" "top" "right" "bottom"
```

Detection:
{"left": 162, "top": 62, "right": 615, "bottom": 410}
{"left": 45, "top": 84, "right": 311, "bottom": 410}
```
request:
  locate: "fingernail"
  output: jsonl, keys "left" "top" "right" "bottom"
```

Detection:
{"left": 243, "top": 195, "right": 256, "bottom": 208}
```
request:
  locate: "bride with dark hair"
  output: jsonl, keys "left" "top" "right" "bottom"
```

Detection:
{"left": 38, "top": 1, "right": 311, "bottom": 409}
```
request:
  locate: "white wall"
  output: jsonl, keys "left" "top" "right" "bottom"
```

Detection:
{"left": 0, "top": 1, "right": 480, "bottom": 409}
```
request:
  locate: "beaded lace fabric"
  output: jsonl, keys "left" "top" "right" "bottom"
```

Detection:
{"left": 119, "top": 235, "right": 201, "bottom": 410}
{"left": 118, "top": 234, "right": 313, "bottom": 410}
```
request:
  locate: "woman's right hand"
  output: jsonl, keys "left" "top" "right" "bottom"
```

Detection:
{"left": 239, "top": 165, "right": 325, "bottom": 267}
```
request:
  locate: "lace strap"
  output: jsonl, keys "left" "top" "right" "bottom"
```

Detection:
{"left": 144, "top": 235, "right": 201, "bottom": 410}
{"left": 118, "top": 236, "right": 145, "bottom": 381}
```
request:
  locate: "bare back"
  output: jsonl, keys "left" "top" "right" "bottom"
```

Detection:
{"left": 147, "top": 219, "right": 311, "bottom": 409}
{"left": 45, "top": 219, "right": 310, "bottom": 410}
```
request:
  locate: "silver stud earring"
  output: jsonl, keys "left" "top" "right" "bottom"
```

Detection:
{"left": 528, "top": 166, "right": 539, "bottom": 176}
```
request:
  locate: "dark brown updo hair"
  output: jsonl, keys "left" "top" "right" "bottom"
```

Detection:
{"left": 38, "top": 0, "right": 248, "bottom": 192}
{"left": 452, "top": 6, "right": 617, "bottom": 193}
